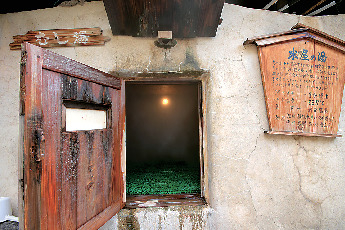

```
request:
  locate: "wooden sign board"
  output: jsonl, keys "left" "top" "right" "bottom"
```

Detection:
{"left": 10, "top": 27, "right": 110, "bottom": 50}
{"left": 244, "top": 24, "right": 345, "bottom": 137}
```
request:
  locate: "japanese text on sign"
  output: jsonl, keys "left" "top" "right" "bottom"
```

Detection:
{"left": 271, "top": 48, "right": 339, "bottom": 131}
{"left": 288, "top": 48, "right": 327, "bottom": 62}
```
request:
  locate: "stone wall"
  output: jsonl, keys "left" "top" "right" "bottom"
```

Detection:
{"left": 0, "top": 2, "right": 345, "bottom": 229}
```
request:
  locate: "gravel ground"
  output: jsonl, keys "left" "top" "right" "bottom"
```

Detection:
{"left": 0, "top": 221, "right": 19, "bottom": 230}
{"left": 127, "top": 162, "right": 200, "bottom": 195}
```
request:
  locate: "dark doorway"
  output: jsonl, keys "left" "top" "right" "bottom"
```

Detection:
{"left": 126, "top": 82, "right": 200, "bottom": 195}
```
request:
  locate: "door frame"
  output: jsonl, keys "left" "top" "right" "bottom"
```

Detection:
{"left": 120, "top": 71, "right": 210, "bottom": 204}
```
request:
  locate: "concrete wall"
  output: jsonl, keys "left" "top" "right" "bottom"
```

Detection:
{"left": 1, "top": 2, "right": 345, "bottom": 229}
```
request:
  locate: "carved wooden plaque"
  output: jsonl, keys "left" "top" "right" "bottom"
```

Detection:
{"left": 244, "top": 24, "right": 345, "bottom": 137}
{"left": 10, "top": 27, "right": 110, "bottom": 50}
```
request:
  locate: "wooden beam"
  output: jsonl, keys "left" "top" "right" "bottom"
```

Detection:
{"left": 41, "top": 47, "right": 121, "bottom": 89}
{"left": 263, "top": 0, "right": 279, "bottom": 10}
{"left": 306, "top": 1, "right": 337, "bottom": 16}
{"left": 302, "top": 0, "right": 327, "bottom": 15}
{"left": 103, "top": 0, "right": 225, "bottom": 38}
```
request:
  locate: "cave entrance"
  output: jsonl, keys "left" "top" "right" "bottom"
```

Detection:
{"left": 125, "top": 81, "right": 201, "bottom": 197}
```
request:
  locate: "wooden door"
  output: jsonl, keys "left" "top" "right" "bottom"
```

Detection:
{"left": 20, "top": 43, "right": 125, "bottom": 230}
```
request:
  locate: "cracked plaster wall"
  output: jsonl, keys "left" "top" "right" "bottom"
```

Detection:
{"left": 0, "top": 2, "right": 345, "bottom": 229}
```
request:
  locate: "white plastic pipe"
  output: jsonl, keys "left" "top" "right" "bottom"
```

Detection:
{"left": 0, "top": 197, "right": 11, "bottom": 222}
{"left": 264, "top": 0, "right": 279, "bottom": 10}
{"left": 307, "top": 1, "right": 336, "bottom": 16}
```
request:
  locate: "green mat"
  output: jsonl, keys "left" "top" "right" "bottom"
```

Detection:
{"left": 126, "top": 162, "right": 200, "bottom": 195}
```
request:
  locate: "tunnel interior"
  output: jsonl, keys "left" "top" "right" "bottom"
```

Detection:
{"left": 126, "top": 82, "right": 200, "bottom": 195}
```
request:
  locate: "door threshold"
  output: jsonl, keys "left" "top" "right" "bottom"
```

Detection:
{"left": 125, "top": 194, "right": 206, "bottom": 209}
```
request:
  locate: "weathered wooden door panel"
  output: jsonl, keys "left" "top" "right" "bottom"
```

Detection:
{"left": 40, "top": 69, "right": 63, "bottom": 230}
{"left": 21, "top": 42, "right": 125, "bottom": 230}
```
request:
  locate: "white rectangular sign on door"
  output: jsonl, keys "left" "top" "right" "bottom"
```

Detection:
{"left": 66, "top": 108, "right": 106, "bottom": 131}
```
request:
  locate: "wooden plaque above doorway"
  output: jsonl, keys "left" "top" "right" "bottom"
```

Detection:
{"left": 10, "top": 27, "right": 110, "bottom": 50}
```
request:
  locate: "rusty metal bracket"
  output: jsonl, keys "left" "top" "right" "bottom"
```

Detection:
{"left": 154, "top": 38, "right": 177, "bottom": 49}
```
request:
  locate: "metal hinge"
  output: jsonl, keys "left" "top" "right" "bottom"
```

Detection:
{"left": 31, "top": 129, "right": 45, "bottom": 162}
{"left": 20, "top": 50, "right": 27, "bottom": 116}
{"left": 19, "top": 178, "right": 24, "bottom": 192}
{"left": 20, "top": 50, "right": 27, "bottom": 66}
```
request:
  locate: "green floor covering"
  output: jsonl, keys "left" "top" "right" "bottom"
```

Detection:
{"left": 126, "top": 162, "right": 200, "bottom": 195}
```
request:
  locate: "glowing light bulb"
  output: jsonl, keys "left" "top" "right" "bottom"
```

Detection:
{"left": 162, "top": 98, "right": 169, "bottom": 105}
